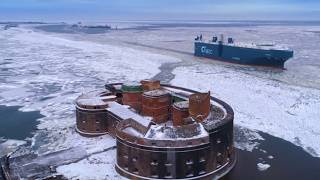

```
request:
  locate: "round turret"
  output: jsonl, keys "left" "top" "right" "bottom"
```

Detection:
{"left": 75, "top": 81, "right": 236, "bottom": 179}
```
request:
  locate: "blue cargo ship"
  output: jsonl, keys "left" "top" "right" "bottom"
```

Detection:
{"left": 194, "top": 35, "right": 293, "bottom": 68}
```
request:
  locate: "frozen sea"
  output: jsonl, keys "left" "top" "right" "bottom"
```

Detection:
{"left": 0, "top": 21, "right": 320, "bottom": 179}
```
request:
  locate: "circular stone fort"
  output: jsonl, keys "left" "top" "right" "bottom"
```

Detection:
{"left": 75, "top": 79, "right": 236, "bottom": 179}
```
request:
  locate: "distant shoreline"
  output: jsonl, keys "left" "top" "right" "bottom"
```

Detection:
{"left": 2, "top": 20, "right": 320, "bottom": 26}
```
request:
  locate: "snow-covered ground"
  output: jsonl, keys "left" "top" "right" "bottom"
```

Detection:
{"left": 171, "top": 64, "right": 320, "bottom": 157}
{"left": 56, "top": 149, "right": 123, "bottom": 180}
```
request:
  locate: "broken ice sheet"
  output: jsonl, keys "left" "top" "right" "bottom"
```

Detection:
{"left": 0, "top": 139, "right": 27, "bottom": 156}
{"left": 234, "top": 126, "right": 264, "bottom": 152}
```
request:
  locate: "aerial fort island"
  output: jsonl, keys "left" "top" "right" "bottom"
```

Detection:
{"left": 0, "top": 79, "right": 236, "bottom": 180}
{"left": 75, "top": 79, "right": 236, "bottom": 179}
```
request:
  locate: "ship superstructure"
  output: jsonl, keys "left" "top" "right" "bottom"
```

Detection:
{"left": 194, "top": 35, "right": 294, "bottom": 68}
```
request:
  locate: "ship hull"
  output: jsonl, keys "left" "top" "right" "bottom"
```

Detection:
{"left": 195, "top": 42, "right": 293, "bottom": 68}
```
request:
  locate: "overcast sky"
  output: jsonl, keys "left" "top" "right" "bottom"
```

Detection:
{"left": 0, "top": 0, "right": 319, "bottom": 21}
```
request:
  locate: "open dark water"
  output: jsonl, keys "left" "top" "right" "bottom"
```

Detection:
{"left": 0, "top": 105, "right": 42, "bottom": 140}
{"left": 224, "top": 132, "right": 320, "bottom": 180}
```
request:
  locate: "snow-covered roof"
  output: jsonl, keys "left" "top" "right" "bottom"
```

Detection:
{"left": 173, "top": 101, "right": 189, "bottom": 109}
{"left": 122, "top": 127, "right": 144, "bottom": 138}
{"left": 107, "top": 101, "right": 151, "bottom": 127}
{"left": 144, "top": 123, "right": 209, "bottom": 140}
{"left": 77, "top": 98, "right": 108, "bottom": 106}
{"left": 143, "top": 89, "right": 169, "bottom": 97}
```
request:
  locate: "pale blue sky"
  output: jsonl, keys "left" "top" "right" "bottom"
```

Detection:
{"left": 0, "top": 0, "right": 319, "bottom": 21}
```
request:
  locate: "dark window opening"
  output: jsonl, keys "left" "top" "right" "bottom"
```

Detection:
{"left": 199, "top": 157, "right": 206, "bottom": 163}
{"left": 151, "top": 160, "right": 158, "bottom": 166}
{"left": 133, "top": 168, "right": 139, "bottom": 174}
{"left": 185, "top": 163, "right": 193, "bottom": 177}
{"left": 186, "top": 159, "right": 193, "bottom": 165}
{"left": 165, "top": 171, "right": 172, "bottom": 178}
{"left": 216, "top": 152, "right": 224, "bottom": 169}
{"left": 151, "top": 171, "right": 158, "bottom": 178}
{"left": 216, "top": 163, "right": 222, "bottom": 169}
{"left": 186, "top": 171, "right": 193, "bottom": 178}
{"left": 132, "top": 157, "right": 137, "bottom": 162}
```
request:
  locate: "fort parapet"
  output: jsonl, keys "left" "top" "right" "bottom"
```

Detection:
{"left": 75, "top": 80, "right": 236, "bottom": 179}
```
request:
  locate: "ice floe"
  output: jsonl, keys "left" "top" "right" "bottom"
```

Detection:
{"left": 257, "top": 163, "right": 271, "bottom": 171}
{"left": 234, "top": 125, "right": 264, "bottom": 152}
{"left": 0, "top": 139, "right": 27, "bottom": 157}
{"left": 268, "top": 155, "right": 274, "bottom": 159}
